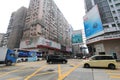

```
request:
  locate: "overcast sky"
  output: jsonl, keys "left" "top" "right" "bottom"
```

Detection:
{"left": 0, "top": 0, "right": 85, "bottom": 33}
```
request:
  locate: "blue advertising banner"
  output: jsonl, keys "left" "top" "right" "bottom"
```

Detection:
{"left": 72, "top": 33, "right": 83, "bottom": 43}
{"left": 83, "top": 5, "right": 103, "bottom": 38}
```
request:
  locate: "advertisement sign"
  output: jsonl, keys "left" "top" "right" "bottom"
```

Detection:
{"left": 72, "top": 33, "right": 83, "bottom": 43}
{"left": 83, "top": 5, "right": 103, "bottom": 38}
{"left": 20, "top": 37, "right": 61, "bottom": 49}
{"left": 38, "top": 37, "right": 61, "bottom": 49}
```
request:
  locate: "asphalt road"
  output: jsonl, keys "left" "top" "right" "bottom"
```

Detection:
{"left": 0, "top": 59, "right": 120, "bottom": 80}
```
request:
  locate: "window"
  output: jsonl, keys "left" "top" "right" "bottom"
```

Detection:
{"left": 110, "top": 5, "right": 114, "bottom": 8}
{"left": 91, "top": 56, "right": 100, "bottom": 60}
{"left": 31, "top": 29, "right": 33, "bottom": 31}
{"left": 109, "top": 0, "right": 112, "bottom": 2}
{"left": 115, "top": 3, "right": 120, "bottom": 7}
{"left": 104, "top": 25, "right": 109, "bottom": 28}
{"left": 114, "top": 17, "right": 118, "bottom": 20}
{"left": 10, "top": 53, "right": 15, "bottom": 57}
{"left": 117, "top": 9, "right": 120, "bottom": 13}
{"left": 92, "top": 56, "right": 114, "bottom": 60}
{"left": 117, "top": 23, "right": 120, "bottom": 27}
{"left": 101, "top": 56, "right": 114, "bottom": 60}
{"left": 112, "top": 24, "right": 116, "bottom": 27}
{"left": 95, "top": 56, "right": 102, "bottom": 60}
{"left": 114, "top": 0, "right": 119, "bottom": 1}
{"left": 112, "top": 11, "right": 116, "bottom": 14}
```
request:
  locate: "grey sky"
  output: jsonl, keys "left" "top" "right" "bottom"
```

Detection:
{"left": 0, "top": 0, "right": 85, "bottom": 33}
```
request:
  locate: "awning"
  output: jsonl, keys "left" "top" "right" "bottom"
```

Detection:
{"left": 37, "top": 45, "right": 60, "bottom": 51}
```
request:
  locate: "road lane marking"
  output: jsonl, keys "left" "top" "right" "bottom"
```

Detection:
{"left": 0, "top": 72, "right": 6, "bottom": 75}
{"left": 0, "top": 67, "right": 26, "bottom": 78}
{"left": 68, "top": 63, "right": 76, "bottom": 67}
{"left": 110, "top": 75, "right": 120, "bottom": 78}
{"left": 7, "top": 70, "right": 56, "bottom": 80}
{"left": 0, "top": 63, "right": 44, "bottom": 78}
{"left": 24, "top": 65, "right": 47, "bottom": 80}
{"left": 61, "top": 64, "right": 80, "bottom": 79}
{"left": 58, "top": 64, "right": 62, "bottom": 80}
{"left": 7, "top": 77, "right": 22, "bottom": 80}
{"left": 35, "top": 71, "right": 56, "bottom": 76}
{"left": 58, "top": 64, "right": 80, "bottom": 80}
{"left": 0, "top": 61, "right": 45, "bottom": 78}
{"left": 105, "top": 69, "right": 120, "bottom": 72}
{"left": 106, "top": 72, "right": 120, "bottom": 76}
{"left": 34, "top": 66, "right": 69, "bottom": 77}
{"left": 105, "top": 69, "right": 120, "bottom": 79}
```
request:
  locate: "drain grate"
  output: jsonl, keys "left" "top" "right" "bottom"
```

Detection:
{"left": 69, "top": 65, "right": 74, "bottom": 67}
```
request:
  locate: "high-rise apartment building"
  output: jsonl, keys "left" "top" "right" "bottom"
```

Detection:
{"left": 2, "top": 12, "right": 15, "bottom": 47}
{"left": 72, "top": 30, "right": 84, "bottom": 56}
{"left": 2, "top": 7, "right": 27, "bottom": 49}
{"left": 0, "top": 33, "right": 4, "bottom": 47}
{"left": 20, "top": 0, "right": 72, "bottom": 55}
{"left": 84, "top": 0, "right": 120, "bottom": 59}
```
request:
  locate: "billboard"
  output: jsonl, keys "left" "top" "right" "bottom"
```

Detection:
{"left": 83, "top": 5, "right": 103, "bottom": 38}
{"left": 72, "top": 31, "right": 83, "bottom": 43}
{"left": 20, "top": 37, "right": 61, "bottom": 49}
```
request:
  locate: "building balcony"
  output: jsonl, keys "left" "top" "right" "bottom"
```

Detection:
{"left": 114, "top": 1, "right": 120, "bottom": 4}
{"left": 115, "top": 6, "right": 120, "bottom": 10}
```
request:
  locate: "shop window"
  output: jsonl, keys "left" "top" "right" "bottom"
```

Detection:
{"left": 112, "top": 24, "right": 116, "bottom": 27}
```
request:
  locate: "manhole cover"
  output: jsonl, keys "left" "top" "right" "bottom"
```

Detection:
{"left": 47, "top": 69, "right": 54, "bottom": 72}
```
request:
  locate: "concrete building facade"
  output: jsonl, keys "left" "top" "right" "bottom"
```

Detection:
{"left": 2, "top": 12, "right": 15, "bottom": 47}
{"left": 84, "top": 0, "right": 120, "bottom": 59}
{"left": 0, "top": 33, "right": 4, "bottom": 47}
{"left": 72, "top": 30, "right": 85, "bottom": 56}
{"left": 2, "top": 7, "right": 27, "bottom": 49}
{"left": 20, "top": 0, "right": 72, "bottom": 55}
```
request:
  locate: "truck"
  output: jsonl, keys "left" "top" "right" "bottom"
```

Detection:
{"left": 0, "top": 47, "right": 17, "bottom": 66}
